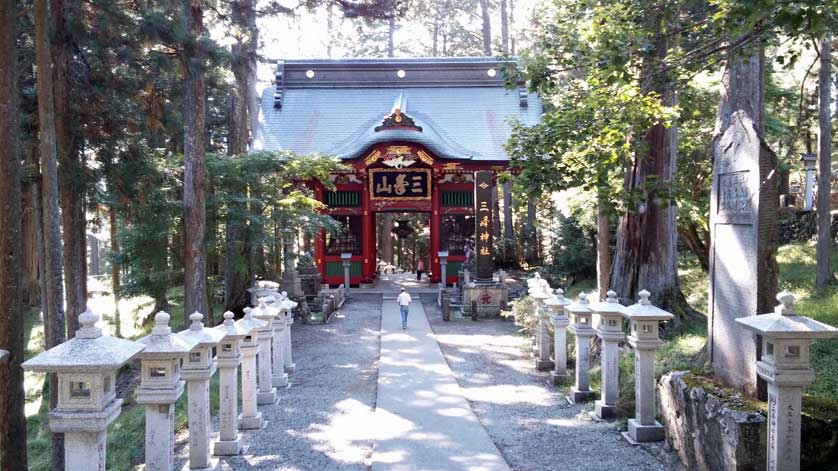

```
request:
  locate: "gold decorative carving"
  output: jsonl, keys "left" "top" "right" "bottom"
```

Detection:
{"left": 417, "top": 150, "right": 434, "bottom": 166}
{"left": 442, "top": 162, "right": 462, "bottom": 171}
{"left": 364, "top": 150, "right": 382, "bottom": 166}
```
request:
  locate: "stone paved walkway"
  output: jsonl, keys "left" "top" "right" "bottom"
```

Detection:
{"left": 371, "top": 297, "right": 510, "bottom": 471}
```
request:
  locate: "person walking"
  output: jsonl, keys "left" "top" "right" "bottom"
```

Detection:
{"left": 397, "top": 287, "right": 412, "bottom": 330}
{"left": 416, "top": 259, "right": 425, "bottom": 281}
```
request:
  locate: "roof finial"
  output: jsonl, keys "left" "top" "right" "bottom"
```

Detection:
{"left": 190, "top": 312, "right": 204, "bottom": 331}
{"left": 775, "top": 290, "right": 796, "bottom": 316}
{"left": 77, "top": 306, "right": 103, "bottom": 339}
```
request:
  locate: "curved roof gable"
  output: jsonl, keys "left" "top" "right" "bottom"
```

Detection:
{"left": 254, "top": 57, "right": 543, "bottom": 161}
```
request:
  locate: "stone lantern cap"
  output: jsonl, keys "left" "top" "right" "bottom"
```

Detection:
{"left": 530, "top": 280, "right": 553, "bottom": 301}
{"left": 241, "top": 307, "right": 269, "bottom": 332}
{"left": 213, "top": 311, "right": 252, "bottom": 340}
{"left": 252, "top": 298, "right": 281, "bottom": 319}
{"left": 23, "top": 308, "right": 145, "bottom": 373}
{"left": 736, "top": 291, "right": 838, "bottom": 339}
{"left": 177, "top": 312, "right": 225, "bottom": 348}
{"left": 545, "top": 288, "right": 571, "bottom": 309}
{"left": 565, "top": 292, "right": 592, "bottom": 316}
{"left": 137, "top": 312, "right": 200, "bottom": 359}
{"left": 280, "top": 291, "right": 298, "bottom": 310}
{"left": 591, "top": 290, "right": 626, "bottom": 315}
{"left": 623, "top": 290, "right": 674, "bottom": 322}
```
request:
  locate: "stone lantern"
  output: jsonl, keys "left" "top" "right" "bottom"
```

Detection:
{"left": 530, "top": 280, "right": 554, "bottom": 371}
{"left": 280, "top": 291, "right": 298, "bottom": 373}
{"left": 736, "top": 291, "right": 838, "bottom": 471}
{"left": 177, "top": 312, "right": 225, "bottom": 470}
{"left": 212, "top": 311, "right": 252, "bottom": 456}
{"left": 622, "top": 289, "right": 672, "bottom": 443}
{"left": 136, "top": 311, "right": 200, "bottom": 470}
{"left": 239, "top": 307, "right": 268, "bottom": 430}
{"left": 252, "top": 298, "right": 280, "bottom": 405}
{"left": 591, "top": 290, "right": 626, "bottom": 419}
{"left": 565, "top": 292, "right": 596, "bottom": 403}
{"left": 270, "top": 295, "right": 289, "bottom": 388}
{"left": 545, "top": 288, "right": 571, "bottom": 384}
{"left": 801, "top": 153, "right": 817, "bottom": 211}
{"left": 22, "top": 308, "right": 145, "bottom": 470}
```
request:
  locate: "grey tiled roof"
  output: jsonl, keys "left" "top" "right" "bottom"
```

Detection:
{"left": 254, "top": 58, "right": 543, "bottom": 161}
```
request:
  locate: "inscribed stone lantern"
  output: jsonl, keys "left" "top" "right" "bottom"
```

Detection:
{"left": 622, "top": 289, "right": 673, "bottom": 443}
{"left": 545, "top": 288, "right": 571, "bottom": 384}
{"left": 280, "top": 291, "right": 298, "bottom": 372}
{"left": 591, "top": 290, "right": 626, "bottom": 419}
{"left": 239, "top": 307, "right": 268, "bottom": 430}
{"left": 736, "top": 291, "right": 838, "bottom": 471}
{"left": 136, "top": 311, "right": 200, "bottom": 470}
{"left": 177, "top": 312, "right": 225, "bottom": 470}
{"left": 212, "top": 311, "right": 253, "bottom": 456}
{"left": 565, "top": 292, "right": 596, "bottom": 403}
{"left": 252, "top": 298, "right": 280, "bottom": 405}
{"left": 529, "top": 279, "right": 554, "bottom": 371}
{"left": 22, "top": 308, "right": 145, "bottom": 470}
{"left": 270, "top": 295, "right": 290, "bottom": 387}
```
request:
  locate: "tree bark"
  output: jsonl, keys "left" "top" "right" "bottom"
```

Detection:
{"left": 525, "top": 199, "right": 536, "bottom": 265}
{"left": 502, "top": 181, "right": 514, "bottom": 264}
{"left": 509, "top": 0, "right": 515, "bottom": 55}
{"left": 596, "top": 197, "right": 611, "bottom": 301}
{"left": 182, "top": 0, "right": 209, "bottom": 322}
{"left": 109, "top": 206, "right": 121, "bottom": 337}
{"left": 500, "top": 0, "right": 509, "bottom": 54}
{"left": 34, "top": 0, "right": 66, "bottom": 465}
{"left": 609, "top": 19, "right": 695, "bottom": 323}
{"left": 815, "top": 34, "right": 834, "bottom": 289}
{"left": 0, "top": 0, "right": 28, "bottom": 465}
{"left": 381, "top": 213, "right": 394, "bottom": 264}
{"left": 388, "top": 15, "right": 395, "bottom": 57}
{"left": 479, "top": 0, "right": 491, "bottom": 55}
{"left": 52, "top": 0, "right": 86, "bottom": 336}
{"left": 678, "top": 223, "right": 709, "bottom": 272}
{"left": 22, "top": 154, "right": 41, "bottom": 307}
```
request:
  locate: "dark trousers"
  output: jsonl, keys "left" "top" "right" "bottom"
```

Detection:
{"left": 416, "top": 270, "right": 424, "bottom": 281}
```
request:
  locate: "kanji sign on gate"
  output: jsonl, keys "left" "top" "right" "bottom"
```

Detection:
{"left": 369, "top": 168, "right": 432, "bottom": 200}
{"left": 474, "top": 170, "right": 494, "bottom": 282}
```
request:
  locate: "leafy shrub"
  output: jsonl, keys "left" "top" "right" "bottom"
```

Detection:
{"left": 547, "top": 214, "right": 596, "bottom": 284}
{"left": 501, "top": 295, "right": 538, "bottom": 336}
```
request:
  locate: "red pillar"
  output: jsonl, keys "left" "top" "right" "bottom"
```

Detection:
{"left": 430, "top": 176, "right": 441, "bottom": 283}
{"left": 361, "top": 183, "right": 373, "bottom": 283}
{"left": 314, "top": 184, "right": 326, "bottom": 281}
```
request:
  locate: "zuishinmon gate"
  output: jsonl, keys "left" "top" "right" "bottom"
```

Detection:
{"left": 254, "top": 58, "right": 542, "bottom": 286}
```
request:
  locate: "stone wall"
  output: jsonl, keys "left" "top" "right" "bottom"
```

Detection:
{"left": 659, "top": 371, "right": 838, "bottom": 471}
{"left": 778, "top": 210, "right": 838, "bottom": 244}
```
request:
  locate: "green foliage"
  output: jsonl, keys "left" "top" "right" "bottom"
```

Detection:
{"left": 501, "top": 295, "right": 538, "bottom": 336}
{"left": 547, "top": 214, "right": 596, "bottom": 283}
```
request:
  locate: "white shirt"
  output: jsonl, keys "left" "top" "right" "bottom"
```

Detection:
{"left": 397, "top": 292, "right": 412, "bottom": 306}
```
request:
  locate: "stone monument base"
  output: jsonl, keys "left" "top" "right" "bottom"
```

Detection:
{"left": 257, "top": 388, "right": 278, "bottom": 405}
{"left": 534, "top": 358, "right": 553, "bottom": 371}
{"left": 569, "top": 388, "right": 596, "bottom": 403}
{"left": 462, "top": 282, "right": 509, "bottom": 318}
{"left": 272, "top": 372, "right": 288, "bottom": 388}
{"left": 280, "top": 273, "right": 303, "bottom": 299}
{"left": 626, "top": 419, "right": 665, "bottom": 443}
{"left": 594, "top": 400, "right": 617, "bottom": 420}
{"left": 550, "top": 371, "right": 570, "bottom": 385}
{"left": 213, "top": 435, "right": 242, "bottom": 456}
{"left": 181, "top": 457, "right": 220, "bottom": 471}
{"left": 238, "top": 412, "right": 263, "bottom": 430}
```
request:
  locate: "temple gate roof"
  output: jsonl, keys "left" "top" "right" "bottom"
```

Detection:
{"left": 254, "top": 57, "right": 543, "bottom": 162}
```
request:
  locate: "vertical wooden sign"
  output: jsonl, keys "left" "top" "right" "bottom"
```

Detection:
{"left": 474, "top": 171, "right": 494, "bottom": 282}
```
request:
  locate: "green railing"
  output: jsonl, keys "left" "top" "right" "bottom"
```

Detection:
{"left": 326, "top": 191, "right": 361, "bottom": 207}
{"left": 441, "top": 191, "right": 473, "bottom": 207}
{"left": 325, "top": 261, "right": 362, "bottom": 277}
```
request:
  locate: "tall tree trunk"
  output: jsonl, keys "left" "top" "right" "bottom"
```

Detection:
{"left": 224, "top": 92, "right": 249, "bottom": 312}
{"left": 326, "top": 1, "right": 335, "bottom": 58}
{"left": 34, "top": 0, "right": 66, "bottom": 466}
{"left": 500, "top": 0, "right": 509, "bottom": 54}
{"left": 52, "top": 0, "right": 86, "bottom": 336}
{"left": 22, "top": 154, "right": 41, "bottom": 307}
{"left": 381, "top": 213, "right": 394, "bottom": 264}
{"left": 0, "top": 1, "right": 28, "bottom": 465}
{"left": 609, "top": 18, "right": 694, "bottom": 323}
{"left": 815, "top": 34, "right": 834, "bottom": 289}
{"left": 109, "top": 206, "right": 121, "bottom": 337}
{"left": 479, "top": 0, "right": 491, "bottom": 55}
{"left": 388, "top": 15, "right": 395, "bottom": 57}
{"left": 509, "top": 0, "right": 515, "bottom": 55}
{"left": 678, "top": 223, "right": 710, "bottom": 272}
{"left": 432, "top": 12, "right": 439, "bottom": 56}
{"left": 526, "top": 200, "right": 536, "bottom": 265}
{"left": 183, "top": 0, "right": 209, "bottom": 322}
{"left": 596, "top": 197, "right": 611, "bottom": 301}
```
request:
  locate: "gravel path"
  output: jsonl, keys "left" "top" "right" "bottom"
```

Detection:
{"left": 421, "top": 295, "right": 682, "bottom": 471}
{"left": 185, "top": 294, "right": 383, "bottom": 471}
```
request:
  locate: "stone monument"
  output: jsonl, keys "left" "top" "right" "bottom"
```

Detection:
{"left": 22, "top": 308, "right": 145, "bottom": 470}
{"left": 212, "top": 311, "right": 252, "bottom": 456}
{"left": 178, "top": 312, "right": 225, "bottom": 470}
{"left": 565, "top": 293, "right": 596, "bottom": 403}
{"left": 546, "top": 288, "right": 571, "bottom": 384}
{"left": 708, "top": 55, "right": 778, "bottom": 398}
{"left": 136, "top": 311, "right": 199, "bottom": 471}
{"left": 251, "top": 299, "right": 279, "bottom": 405}
{"left": 462, "top": 170, "right": 509, "bottom": 317}
{"left": 591, "top": 290, "right": 626, "bottom": 419}
{"left": 736, "top": 291, "right": 838, "bottom": 471}
{"left": 238, "top": 307, "right": 267, "bottom": 430}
